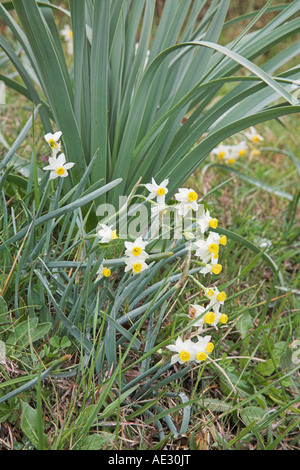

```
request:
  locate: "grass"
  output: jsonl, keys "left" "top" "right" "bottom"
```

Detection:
{"left": 0, "top": 0, "right": 299, "bottom": 451}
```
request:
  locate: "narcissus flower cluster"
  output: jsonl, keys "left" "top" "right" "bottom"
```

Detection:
{"left": 166, "top": 285, "right": 228, "bottom": 366}
{"left": 124, "top": 236, "right": 149, "bottom": 274}
{"left": 166, "top": 335, "right": 214, "bottom": 365}
{"left": 211, "top": 126, "right": 264, "bottom": 164}
{"left": 43, "top": 132, "right": 75, "bottom": 180}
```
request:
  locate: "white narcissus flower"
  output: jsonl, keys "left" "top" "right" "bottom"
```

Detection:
{"left": 145, "top": 178, "right": 169, "bottom": 205}
{"left": 174, "top": 188, "right": 199, "bottom": 216}
{"left": 189, "top": 304, "right": 206, "bottom": 328}
{"left": 124, "top": 236, "right": 148, "bottom": 259}
{"left": 199, "top": 259, "right": 223, "bottom": 277}
{"left": 166, "top": 337, "right": 196, "bottom": 365}
{"left": 196, "top": 209, "right": 218, "bottom": 233}
{"left": 97, "top": 224, "right": 118, "bottom": 244}
{"left": 225, "top": 141, "right": 248, "bottom": 164}
{"left": 124, "top": 257, "right": 148, "bottom": 275}
{"left": 44, "top": 132, "right": 62, "bottom": 154}
{"left": 43, "top": 153, "right": 75, "bottom": 179}
{"left": 194, "top": 233, "right": 221, "bottom": 264}
{"left": 192, "top": 335, "right": 214, "bottom": 362}
{"left": 205, "top": 287, "right": 227, "bottom": 316}
{"left": 234, "top": 140, "right": 248, "bottom": 157}
{"left": 60, "top": 24, "right": 73, "bottom": 55}
{"left": 150, "top": 203, "right": 169, "bottom": 218}
{"left": 96, "top": 261, "right": 111, "bottom": 282}
{"left": 245, "top": 126, "right": 264, "bottom": 144}
{"left": 208, "top": 232, "right": 227, "bottom": 246}
{"left": 211, "top": 144, "right": 231, "bottom": 161}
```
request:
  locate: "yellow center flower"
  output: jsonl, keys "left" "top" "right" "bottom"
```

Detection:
{"left": 238, "top": 149, "right": 246, "bottom": 157}
{"left": 188, "top": 191, "right": 198, "bottom": 202}
{"left": 212, "top": 264, "right": 222, "bottom": 275}
{"left": 218, "top": 151, "right": 226, "bottom": 160}
{"left": 179, "top": 350, "right": 191, "bottom": 362}
{"left": 157, "top": 187, "right": 166, "bottom": 196}
{"left": 56, "top": 166, "right": 65, "bottom": 176}
{"left": 132, "top": 263, "right": 142, "bottom": 273}
{"left": 220, "top": 235, "right": 227, "bottom": 246}
{"left": 207, "top": 289, "right": 214, "bottom": 297}
{"left": 132, "top": 247, "right": 143, "bottom": 256}
{"left": 252, "top": 149, "right": 260, "bottom": 156}
{"left": 69, "top": 30, "right": 73, "bottom": 38}
{"left": 102, "top": 268, "right": 111, "bottom": 278}
{"left": 204, "top": 311, "right": 215, "bottom": 325}
{"left": 252, "top": 135, "right": 260, "bottom": 143}
{"left": 196, "top": 352, "right": 207, "bottom": 361}
{"left": 227, "top": 158, "right": 236, "bottom": 164}
{"left": 208, "top": 243, "right": 219, "bottom": 254}
{"left": 209, "top": 218, "right": 218, "bottom": 229}
{"left": 217, "top": 291, "right": 226, "bottom": 302}
{"left": 206, "top": 342, "right": 214, "bottom": 353}
{"left": 110, "top": 230, "right": 118, "bottom": 241}
{"left": 49, "top": 139, "right": 58, "bottom": 149}
{"left": 219, "top": 314, "right": 228, "bottom": 324}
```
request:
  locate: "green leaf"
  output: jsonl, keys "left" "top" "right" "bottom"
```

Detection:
{"left": 6, "top": 319, "right": 51, "bottom": 350}
{"left": 256, "top": 359, "right": 277, "bottom": 377}
{"left": 240, "top": 406, "right": 266, "bottom": 426}
{"left": 74, "top": 432, "right": 116, "bottom": 451}
{"left": 20, "top": 401, "right": 48, "bottom": 449}
{"left": 0, "top": 296, "right": 8, "bottom": 315}
{"left": 236, "top": 312, "right": 253, "bottom": 339}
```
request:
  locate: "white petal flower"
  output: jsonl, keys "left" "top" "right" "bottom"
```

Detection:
{"left": 96, "top": 260, "right": 111, "bottom": 281}
{"left": 145, "top": 178, "right": 169, "bottom": 205}
{"left": 245, "top": 126, "right": 264, "bottom": 143}
{"left": 196, "top": 210, "right": 218, "bottom": 233}
{"left": 205, "top": 287, "right": 227, "bottom": 314}
{"left": 60, "top": 24, "right": 73, "bottom": 55}
{"left": 191, "top": 335, "right": 214, "bottom": 362}
{"left": 174, "top": 188, "right": 199, "bottom": 216}
{"left": 43, "top": 153, "right": 75, "bottom": 179}
{"left": 44, "top": 132, "right": 62, "bottom": 155}
{"left": 194, "top": 233, "right": 220, "bottom": 264}
{"left": 211, "top": 144, "right": 231, "bottom": 161}
{"left": 166, "top": 337, "right": 196, "bottom": 364}
{"left": 124, "top": 236, "right": 148, "bottom": 259}
{"left": 124, "top": 257, "right": 148, "bottom": 274}
{"left": 189, "top": 304, "right": 206, "bottom": 329}
{"left": 97, "top": 224, "right": 118, "bottom": 244}
{"left": 150, "top": 203, "right": 169, "bottom": 218}
{"left": 199, "top": 261, "right": 222, "bottom": 277}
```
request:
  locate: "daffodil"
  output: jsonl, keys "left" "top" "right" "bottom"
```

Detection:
{"left": 194, "top": 234, "right": 221, "bottom": 264}
{"left": 124, "top": 257, "right": 148, "bottom": 274}
{"left": 245, "top": 126, "right": 264, "bottom": 144}
{"left": 192, "top": 335, "right": 214, "bottom": 362}
{"left": 199, "top": 260, "right": 223, "bottom": 277}
{"left": 145, "top": 178, "right": 169, "bottom": 204}
{"left": 61, "top": 24, "right": 73, "bottom": 55}
{"left": 44, "top": 132, "right": 62, "bottom": 154}
{"left": 189, "top": 304, "right": 207, "bottom": 328}
{"left": 97, "top": 224, "right": 118, "bottom": 244}
{"left": 150, "top": 202, "right": 169, "bottom": 218}
{"left": 209, "top": 232, "right": 227, "bottom": 246}
{"left": 174, "top": 188, "right": 199, "bottom": 216}
{"left": 234, "top": 140, "right": 248, "bottom": 157}
{"left": 43, "top": 153, "right": 75, "bottom": 179}
{"left": 166, "top": 337, "right": 196, "bottom": 365}
{"left": 205, "top": 287, "right": 227, "bottom": 314}
{"left": 124, "top": 236, "right": 148, "bottom": 259}
{"left": 211, "top": 144, "right": 231, "bottom": 161}
{"left": 96, "top": 261, "right": 111, "bottom": 281}
{"left": 196, "top": 209, "right": 218, "bottom": 233}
